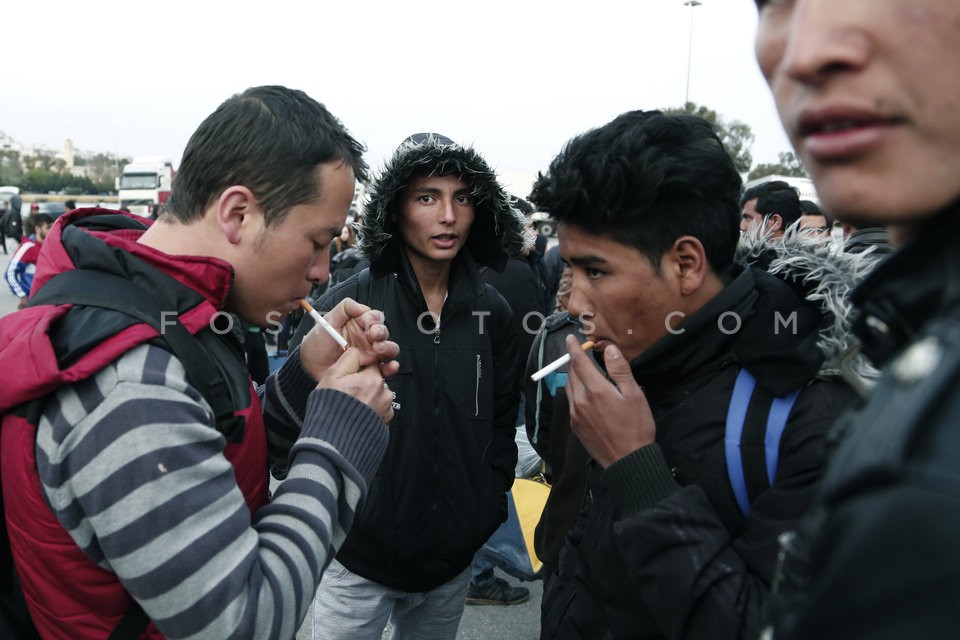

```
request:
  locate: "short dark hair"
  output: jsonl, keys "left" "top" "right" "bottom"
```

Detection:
{"left": 64, "top": 200, "right": 76, "bottom": 211}
{"left": 799, "top": 199, "right": 820, "bottom": 215}
{"left": 529, "top": 110, "right": 742, "bottom": 274}
{"left": 167, "top": 85, "right": 368, "bottom": 227}
{"left": 740, "top": 180, "right": 802, "bottom": 229}
{"left": 799, "top": 199, "right": 833, "bottom": 227}
{"left": 33, "top": 213, "right": 54, "bottom": 226}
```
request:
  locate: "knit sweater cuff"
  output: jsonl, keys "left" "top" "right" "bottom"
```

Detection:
{"left": 603, "top": 444, "right": 681, "bottom": 518}
{"left": 297, "top": 389, "right": 388, "bottom": 486}
{"left": 274, "top": 347, "right": 317, "bottom": 421}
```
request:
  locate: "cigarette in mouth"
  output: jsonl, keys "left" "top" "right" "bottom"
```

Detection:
{"left": 300, "top": 299, "right": 349, "bottom": 350}
{"left": 530, "top": 341, "right": 595, "bottom": 382}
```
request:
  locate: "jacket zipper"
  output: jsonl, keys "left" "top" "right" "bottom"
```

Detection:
{"left": 475, "top": 354, "right": 482, "bottom": 417}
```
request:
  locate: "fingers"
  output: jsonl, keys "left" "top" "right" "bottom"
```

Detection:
{"left": 303, "top": 297, "right": 395, "bottom": 371}
{"left": 323, "top": 297, "right": 374, "bottom": 332}
{"left": 340, "top": 307, "right": 389, "bottom": 351}
{"left": 319, "top": 357, "right": 395, "bottom": 423}
{"left": 379, "top": 358, "right": 401, "bottom": 380}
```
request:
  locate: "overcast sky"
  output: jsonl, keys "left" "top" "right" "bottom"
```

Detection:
{"left": 2, "top": 0, "right": 786, "bottom": 196}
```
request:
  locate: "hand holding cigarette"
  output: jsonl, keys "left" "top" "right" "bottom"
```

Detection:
{"left": 300, "top": 299, "right": 349, "bottom": 350}
{"left": 531, "top": 341, "right": 595, "bottom": 381}
{"left": 297, "top": 298, "right": 401, "bottom": 419}
{"left": 563, "top": 335, "right": 656, "bottom": 468}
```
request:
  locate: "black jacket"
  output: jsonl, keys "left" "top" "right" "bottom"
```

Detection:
{"left": 312, "top": 254, "right": 521, "bottom": 591}
{"left": 542, "top": 265, "right": 858, "bottom": 640}
{"left": 769, "top": 212, "right": 960, "bottom": 640}
{"left": 296, "top": 133, "right": 527, "bottom": 592}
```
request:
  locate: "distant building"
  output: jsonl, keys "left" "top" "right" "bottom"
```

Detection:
{"left": 58, "top": 139, "right": 76, "bottom": 169}
{"left": 0, "top": 131, "right": 23, "bottom": 153}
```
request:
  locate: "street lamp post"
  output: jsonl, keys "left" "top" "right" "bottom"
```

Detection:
{"left": 112, "top": 118, "right": 121, "bottom": 173}
{"left": 684, "top": 0, "right": 703, "bottom": 106}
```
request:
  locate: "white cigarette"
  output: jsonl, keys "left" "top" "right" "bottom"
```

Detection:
{"left": 300, "top": 299, "right": 348, "bottom": 350}
{"left": 530, "top": 341, "right": 595, "bottom": 382}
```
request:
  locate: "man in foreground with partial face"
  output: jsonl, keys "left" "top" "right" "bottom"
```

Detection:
{"left": 754, "top": 1, "right": 960, "bottom": 637}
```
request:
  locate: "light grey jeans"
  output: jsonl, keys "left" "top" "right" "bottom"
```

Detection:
{"left": 312, "top": 558, "right": 472, "bottom": 640}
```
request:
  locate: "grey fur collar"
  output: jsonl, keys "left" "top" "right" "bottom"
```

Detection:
{"left": 358, "top": 136, "right": 528, "bottom": 276}
{"left": 737, "top": 227, "right": 882, "bottom": 394}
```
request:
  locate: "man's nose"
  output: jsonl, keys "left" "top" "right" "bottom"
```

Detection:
{"left": 780, "top": 0, "right": 872, "bottom": 85}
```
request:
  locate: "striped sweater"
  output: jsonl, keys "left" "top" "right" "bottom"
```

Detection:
{"left": 35, "top": 343, "right": 388, "bottom": 639}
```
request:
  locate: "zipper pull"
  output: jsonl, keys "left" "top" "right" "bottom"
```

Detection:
{"left": 434, "top": 327, "right": 440, "bottom": 344}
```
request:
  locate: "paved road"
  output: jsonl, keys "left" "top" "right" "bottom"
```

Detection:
{"left": 1, "top": 235, "right": 545, "bottom": 639}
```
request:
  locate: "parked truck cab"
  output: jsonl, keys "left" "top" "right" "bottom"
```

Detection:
{"left": 116, "top": 157, "right": 175, "bottom": 218}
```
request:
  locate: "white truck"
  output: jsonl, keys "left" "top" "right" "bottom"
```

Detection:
{"left": 116, "top": 157, "right": 175, "bottom": 217}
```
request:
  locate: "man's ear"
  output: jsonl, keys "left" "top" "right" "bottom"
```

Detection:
{"left": 216, "top": 186, "right": 258, "bottom": 245}
{"left": 767, "top": 213, "right": 784, "bottom": 233}
{"left": 671, "top": 236, "right": 709, "bottom": 296}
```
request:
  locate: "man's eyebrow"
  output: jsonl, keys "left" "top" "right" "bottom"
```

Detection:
{"left": 411, "top": 186, "right": 472, "bottom": 197}
{"left": 568, "top": 255, "right": 608, "bottom": 267}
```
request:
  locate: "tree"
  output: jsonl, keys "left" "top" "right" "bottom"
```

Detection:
{"left": 661, "top": 102, "right": 755, "bottom": 175}
{"left": 22, "top": 168, "right": 57, "bottom": 194}
{"left": 0, "top": 151, "right": 24, "bottom": 186}
{"left": 747, "top": 151, "right": 809, "bottom": 181}
{"left": 0, "top": 148, "right": 127, "bottom": 195}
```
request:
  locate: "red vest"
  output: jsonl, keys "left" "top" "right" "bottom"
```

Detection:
{"left": 0, "top": 210, "right": 269, "bottom": 639}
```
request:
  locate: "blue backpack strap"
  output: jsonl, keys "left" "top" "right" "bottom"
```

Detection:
{"left": 765, "top": 388, "right": 802, "bottom": 483}
{"left": 725, "top": 369, "right": 801, "bottom": 518}
{"left": 725, "top": 369, "right": 757, "bottom": 517}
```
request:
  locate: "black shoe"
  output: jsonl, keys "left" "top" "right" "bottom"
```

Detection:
{"left": 465, "top": 577, "right": 529, "bottom": 605}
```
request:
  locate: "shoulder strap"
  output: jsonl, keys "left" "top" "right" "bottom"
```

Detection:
{"left": 360, "top": 268, "right": 390, "bottom": 322}
{"left": 725, "top": 369, "right": 802, "bottom": 518}
{"left": 530, "top": 330, "right": 548, "bottom": 447}
{"left": 28, "top": 269, "right": 245, "bottom": 441}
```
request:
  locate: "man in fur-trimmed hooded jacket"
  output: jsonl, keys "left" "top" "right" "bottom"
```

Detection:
{"left": 298, "top": 133, "right": 527, "bottom": 640}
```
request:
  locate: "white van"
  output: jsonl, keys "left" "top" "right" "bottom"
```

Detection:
{"left": 0, "top": 185, "right": 19, "bottom": 204}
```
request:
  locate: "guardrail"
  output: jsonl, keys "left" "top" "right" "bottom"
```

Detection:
{"left": 17, "top": 194, "right": 119, "bottom": 205}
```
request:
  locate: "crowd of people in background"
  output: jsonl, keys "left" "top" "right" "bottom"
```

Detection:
{"left": 2, "top": 2, "right": 959, "bottom": 638}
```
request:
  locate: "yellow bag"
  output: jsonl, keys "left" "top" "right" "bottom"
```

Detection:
{"left": 510, "top": 477, "right": 551, "bottom": 576}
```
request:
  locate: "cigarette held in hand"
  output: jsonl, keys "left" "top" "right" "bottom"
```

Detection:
{"left": 300, "top": 299, "right": 349, "bottom": 350}
{"left": 530, "top": 341, "right": 595, "bottom": 382}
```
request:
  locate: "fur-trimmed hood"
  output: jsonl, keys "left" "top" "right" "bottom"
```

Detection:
{"left": 357, "top": 133, "right": 528, "bottom": 276}
{"left": 736, "top": 227, "right": 882, "bottom": 394}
